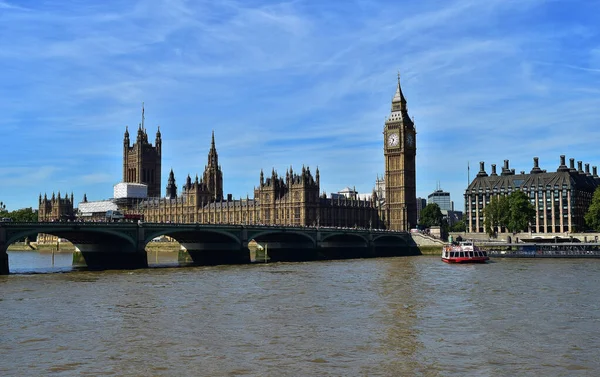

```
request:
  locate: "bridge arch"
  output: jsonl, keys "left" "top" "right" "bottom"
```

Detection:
{"left": 248, "top": 229, "right": 317, "bottom": 262}
{"left": 145, "top": 227, "right": 245, "bottom": 266}
{"left": 319, "top": 232, "right": 371, "bottom": 260}
{"left": 321, "top": 232, "right": 369, "bottom": 244}
{"left": 372, "top": 234, "right": 415, "bottom": 257}
{"left": 4, "top": 225, "right": 138, "bottom": 248}
{"left": 144, "top": 228, "right": 241, "bottom": 246}
{"left": 249, "top": 229, "right": 316, "bottom": 245}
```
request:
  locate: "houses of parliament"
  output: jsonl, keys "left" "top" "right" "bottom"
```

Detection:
{"left": 39, "top": 77, "right": 418, "bottom": 231}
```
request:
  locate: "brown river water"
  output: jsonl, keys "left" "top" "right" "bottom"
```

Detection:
{"left": 2, "top": 251, "right": 600, "bottom": 376}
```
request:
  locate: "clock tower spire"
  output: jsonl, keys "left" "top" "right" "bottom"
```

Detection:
{"left": 383, "top": 73, "right": 417, "bottom": 231}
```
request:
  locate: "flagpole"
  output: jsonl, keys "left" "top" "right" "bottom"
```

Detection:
{"left": 467, "top": 161, "right": 470, "bottom": 186}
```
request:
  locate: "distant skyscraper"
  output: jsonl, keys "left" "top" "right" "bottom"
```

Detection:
{"left": 428, "top": 189, "right": 452, "bottom": 211}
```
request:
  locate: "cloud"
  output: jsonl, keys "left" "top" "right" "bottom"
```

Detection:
{"left": 0, "top": 0, "right": 599, "bottom": 212}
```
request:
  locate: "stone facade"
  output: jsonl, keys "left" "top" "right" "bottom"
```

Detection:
{"left": 136, "top": 141, "right": 386, "bottom": 228}
{"left": 37, "top": 192, "right": 75, "bottom": 243}
{"left": 383, "top": 74, "right": 417, "bottom": 231}
{"left": 465, "top": 156, "right": 600, "bottom": 233}
{"left": 123, "top": 105, "right": 162, "bottom": 198}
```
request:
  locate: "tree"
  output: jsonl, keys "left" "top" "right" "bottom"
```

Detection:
{"left": 10, "top": 208, "right": 38, "bottom": 222}
{"left": 419, "top": 203, "right": 443, "bottom": 229}
{"left": 450, "top": 220, "right": 466, "bottom": 232}
{"left": 483, "top": 195, "right": 509, "bottom": 237}
{"left": 506, "top": 190, "right": 535, "bottom": 233}
{"left": 585, "top": 187, "right": 600, "bottom": 231}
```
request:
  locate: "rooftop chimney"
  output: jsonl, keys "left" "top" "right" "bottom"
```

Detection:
{"left": 491, "top": 164, "right": 497, "bottom": 176}
{"left": 501, "top": 159, "right": 512, "bottom": 176}
{"left": 477, "top": 161, "right": 488, "bottom": 177}
{"left": 531, "top": 157, "right": 542, "bottom": 174}
{"left": 578, "top": 161, "right": 584, "bottom": 173}
{"left": 585, "top": 163, "right": 591, "bottom": 176}
{"left": 570, "top": 158, "right": 576, "bottom": 172}
{"left": 594, "top": 166, "right": 599, "bottom": 177}
{"left": 557, "top": 155, "right": 569, "bottom": 172}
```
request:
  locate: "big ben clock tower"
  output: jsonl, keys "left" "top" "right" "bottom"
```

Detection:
{"left": 384, "top": 74, "right": 417, "bottom": 231}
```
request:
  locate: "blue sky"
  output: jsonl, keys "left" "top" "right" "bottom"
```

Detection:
{"left": 1, "top": 0, "right": 599, "bottom": 212}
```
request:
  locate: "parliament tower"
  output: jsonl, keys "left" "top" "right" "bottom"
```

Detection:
{"left": 202, "top": 131, "right": 224, "bottom": 201}
{"left": 384, "top": 74, "right": 417, "bottom": 231}
{"left": 123, "top": 105, "right": 162, "bottom": 197}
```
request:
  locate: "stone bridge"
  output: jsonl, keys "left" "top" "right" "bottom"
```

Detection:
{"left": 0, "top": 222, "right": 418, "bottom": 274}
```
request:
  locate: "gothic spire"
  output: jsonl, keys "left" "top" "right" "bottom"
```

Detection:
{"left": 141, "top": 102, "right": 145, "bottom": 130}
{"left": 392, "top": 71, "right": 407, "bottom": 105}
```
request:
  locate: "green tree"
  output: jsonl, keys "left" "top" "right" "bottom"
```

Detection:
{"left": 506, "top": 190, "right": 535, "bottom": 233}
{"left": 450, "top": 220, "right": 466, "bottom": 232}
{"left": 10, "top": 207, "right": 38, "bottom": 222}
{"left": 585, "top": 187, "right": 600, "bottom": 231}
{"left": 419, "top": 203, "right": 443, "bottom": 229}
{"left": 483, "top": 195, "right": 509, "bottom": 237}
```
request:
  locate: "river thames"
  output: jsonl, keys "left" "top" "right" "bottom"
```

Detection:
{"left": 2, "top": 252, "right": 599, "bottom": 376}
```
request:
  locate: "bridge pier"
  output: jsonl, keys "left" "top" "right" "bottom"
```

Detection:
{"left": 180, "top": 243, "right": 250, "bottom": 266}
{"left": 1, "top": 227, "right": 8, "bottom": 275}
{"left": 1, "top": 251, "right": 8, "bottom": 275}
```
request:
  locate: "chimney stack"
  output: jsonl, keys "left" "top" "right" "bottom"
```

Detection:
{"left": 578, "top": 161, "right": 583, "bottom": 173}
{"left": 477, "top": 161, "right": 488, "bottom": 177}
{"left": 491, "top": 164, "right": 497, "bottom": 176}
{"left": 501, "top": 159, "right": 512, "bottom": 176}
{"left": 531, "top": 157, "right": 542, "bottom": 174}
{"left": 558, "top": 155, "right": 569, "bottom": 172}
{"left": 570, "top": 158, "right": 576, "bottom": 171}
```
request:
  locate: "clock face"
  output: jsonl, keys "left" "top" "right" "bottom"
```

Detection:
{"left": 387, "top": 133, "right": 399, "bottom": 147}
{"left": 406, "top": 133, "right": 414, "bottom": 147}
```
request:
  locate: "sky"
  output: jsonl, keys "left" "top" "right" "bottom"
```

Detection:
{"left": 1, "top": 0, "right": 599, "bottom": 212}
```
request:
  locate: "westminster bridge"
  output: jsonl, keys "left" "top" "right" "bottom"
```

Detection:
{"left": 0, "top": 222, "right": 418, "bottom": 274}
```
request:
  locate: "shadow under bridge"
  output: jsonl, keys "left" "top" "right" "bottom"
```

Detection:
{"left": 319, "top": 233, "right": 373, "bottom": 259}
{"left": 151, "top": 229, "right": 247, "bottom": 266}
{"left": 4, "top": 226, "right": 144, "bottom": 270}
{"left": 250, "top": 230, "right": 317, "bottom": 262}
{"left": 372, "top": 234, "right": 418, "bottom": 257}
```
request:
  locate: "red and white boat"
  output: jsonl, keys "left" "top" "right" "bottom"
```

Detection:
{"left": 442, "top": 241, "right": 489, "bottom": 263}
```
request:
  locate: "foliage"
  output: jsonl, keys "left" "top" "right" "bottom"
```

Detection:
{"left": 483, "top": 191, "right": 535, "bottom": 235}
{"left": 419, "top": 203, "right": 443, "bottom": 229}
{"left": 483, "top": 195, "right": 509, "bottom": 237}
{"left": 585, "top": 187, "right": 600, "bottom": 231}
{"left": 506, "top": 191, "right": 536, "bottom": 233}
{"left": 450, "top": 220, "right": 466, "bottom": 232}
{"left": 0, "top": 204, "right": 38, "bottom": 222}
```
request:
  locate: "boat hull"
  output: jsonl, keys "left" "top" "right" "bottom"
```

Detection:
{"left": 442, "top": 257, "right": 488, "bottom": 264}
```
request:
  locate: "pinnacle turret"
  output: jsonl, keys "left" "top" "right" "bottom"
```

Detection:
{"left": 392, "top": 72, "right": 407, "bottom": 106}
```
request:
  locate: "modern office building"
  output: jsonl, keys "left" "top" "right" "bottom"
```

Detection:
{"left": 427, "top": 189, "right": 453, "bottom": 211}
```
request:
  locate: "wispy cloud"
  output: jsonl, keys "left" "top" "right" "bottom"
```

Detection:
{"left": 0, "top": 0, "right": 599, "bottom": 211}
